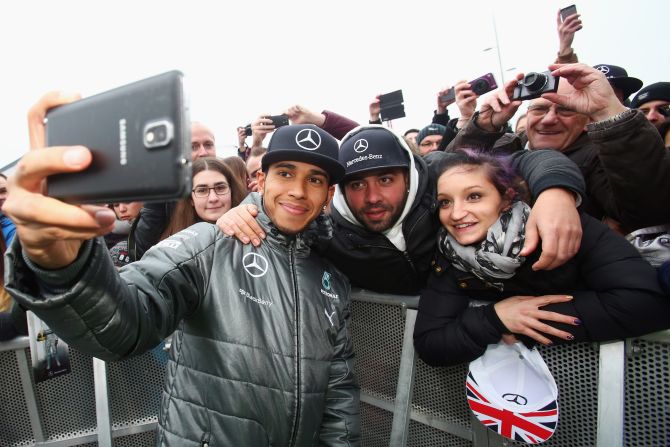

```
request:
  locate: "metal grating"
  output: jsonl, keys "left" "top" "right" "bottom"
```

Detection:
{"left": 32, "top": 347, "right": 98, "bottom": 442}
{"left": 407, "top": 419, "right": 472, "bottom": 447}
{"left": 0, "top": 349, "right": 34, "bottom": 446}
{"left": 360, "top": 401, "right": 393, "bottom": 447}
{"left": 624, "top": 339, "right": 670, "bottom": 447}
{"left": 108, "top": 343, "right": 167, "bottom": 428}
{"left": 411, "top": 359, "right": 472, "bottom": 429}
{"left": 351, "top": 300, "right": 405, "bottom": 401}
{"left": 114, "top": 430, "right": 156, "bottom": 446}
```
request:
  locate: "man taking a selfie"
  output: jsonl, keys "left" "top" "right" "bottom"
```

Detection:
{"left": 4, "top": 93, "right": 360, "bottom": 446}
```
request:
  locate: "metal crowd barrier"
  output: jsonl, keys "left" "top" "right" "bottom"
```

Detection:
{"left": 1, "top": 290, "right": 668, "bottom": 446}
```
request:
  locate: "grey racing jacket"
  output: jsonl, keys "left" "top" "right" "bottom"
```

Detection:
{"left": 5, "top": 194, "right": 360, "bottom": 446}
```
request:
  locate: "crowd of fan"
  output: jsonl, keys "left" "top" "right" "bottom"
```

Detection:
{"left": 0, "top": 8, "right": 669, "bottom": 443}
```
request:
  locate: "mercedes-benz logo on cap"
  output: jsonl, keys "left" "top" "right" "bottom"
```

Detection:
{"left": 502, "top": 393, "right": 528, "bottom": 406}
{"left": 295, "top": 129, "right": 321, "bottom": 151}
{"left": 243, "top": 252, "right": 269, "bottom": 278}
{"left": 353, "top": 138, "right": 369, "bottom": 153}
{"left": 596, "top": 65, "right": 610, "bottom": 75}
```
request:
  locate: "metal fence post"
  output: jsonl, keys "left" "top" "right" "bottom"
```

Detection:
{"left": 389, "top": 307, "right": 418, "bottom": 446}
{"left": 596, "top": 340, "right": 625, "bottom": 447}
{"left": 93, "top": 357, "right": 113, "bottom": 447}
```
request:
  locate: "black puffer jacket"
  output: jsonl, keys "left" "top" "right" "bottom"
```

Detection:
{"left": 6, "top": 194, "right": 360, "bottom": 446}
{"left": 414, "top": 213, "right": 670, "bottom": 367}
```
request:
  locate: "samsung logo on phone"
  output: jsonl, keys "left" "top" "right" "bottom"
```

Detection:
{"left": 119, "top": 118, "right": 127, "bottom": 166}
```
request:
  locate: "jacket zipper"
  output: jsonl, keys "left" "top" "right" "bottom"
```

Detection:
{"left": 287, "top": 241, "right": 301, "bottom": 446}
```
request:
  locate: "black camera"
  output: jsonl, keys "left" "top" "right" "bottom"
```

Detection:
{"left": 512, "top": 71, "right": 560, "bottom": 101}
{"left": 440, "top": 73, "right": 498, "bottom": 103}
{"left": 244, "top": 124, "right": 252, "bottom": 136}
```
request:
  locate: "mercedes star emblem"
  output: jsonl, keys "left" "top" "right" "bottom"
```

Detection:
{"left": 295, "top": 129, "right": 321, "bottom": 151}
{"left": 353, "top": 138, "right": 369, "bottom": 153}
{"left": 242, "top": 252, "right": 269, "bottom": 278}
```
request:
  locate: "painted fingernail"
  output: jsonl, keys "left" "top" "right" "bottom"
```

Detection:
{"left": 566, "top": 334, "right": 574, "bottom": 340}
{"left": 574, "top": 319, "right": 582, "bottom": 325}
{"left": 546, "top": 341, "right": 554, "bottom": 346}
{"left": 94, "top": 209, "right": 116, "bottom": 226}
{"left": 63, "top": 147, "right": 88, "bottom": 167}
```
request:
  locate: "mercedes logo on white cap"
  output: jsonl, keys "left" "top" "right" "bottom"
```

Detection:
{"left": 243, "top": 252, "right": 269, "bottom": 277}
{"left": 597, "top": 65, "right": 610, "bottom": 75}
{"left": 353, "top": 138, "right": 369, "bottom": 153}
{"left": 295, "top": 129, "right": 321, "bottom": 151}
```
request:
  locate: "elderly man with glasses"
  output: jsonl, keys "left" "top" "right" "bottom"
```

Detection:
{"left": 447, "top": 63, "right": 670, "bottom": 236}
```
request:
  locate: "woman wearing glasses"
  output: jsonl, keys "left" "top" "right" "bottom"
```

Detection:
{"left": 161, "top": 158, "right": 247, "bottom": 239}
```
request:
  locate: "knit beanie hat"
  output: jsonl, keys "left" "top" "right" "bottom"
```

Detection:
{"left": 416, "top": 124, "right": 447, "bottom": 145}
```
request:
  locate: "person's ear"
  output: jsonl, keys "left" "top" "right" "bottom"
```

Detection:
{"left": 325, "top": 184, "right": 336, "bottom": 207}
{"left": 256, "top": 171, "right": 266, "bottom": 196}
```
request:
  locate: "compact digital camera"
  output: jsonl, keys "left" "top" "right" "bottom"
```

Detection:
{"left": 440, "top": 73, "right": 498, "bottom": 103}
{"left": 512, "top": 71, "right": 560, "bottom": 101}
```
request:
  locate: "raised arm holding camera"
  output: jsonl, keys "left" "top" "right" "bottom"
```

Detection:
{"left": 449, "top": 63, "right": 670, "bottom": 235}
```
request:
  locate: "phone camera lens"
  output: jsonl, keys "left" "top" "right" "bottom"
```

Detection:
{"left": 143, "top": 120, "right": 174, "bottom": 149}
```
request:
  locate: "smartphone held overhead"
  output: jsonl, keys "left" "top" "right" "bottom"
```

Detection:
{"left": 45, "top": 71, "right": 191, "bottom": 204}
{"left": 560, "top": 4, "right": 577, "bottom": 21}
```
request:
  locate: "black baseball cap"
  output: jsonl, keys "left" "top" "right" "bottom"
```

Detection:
{"left": 262, "top": 124, "right": 345, "bottom": 185}
{"left": 339, "top": 126, "right": 410, "bottom": 180}
{"left": 593, "top": 64, "right": 643, "bottom": 99}
{"left": 630, "top": 82, "right": 670, "bottom": 109}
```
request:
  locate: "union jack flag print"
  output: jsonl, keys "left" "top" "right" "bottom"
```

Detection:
{"left": 466, "top": 372, "right": 558, "bottom": 444}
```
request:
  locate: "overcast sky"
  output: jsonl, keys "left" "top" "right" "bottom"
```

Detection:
{"left": 1, "top": 0, "right": 667, "bottom": 169}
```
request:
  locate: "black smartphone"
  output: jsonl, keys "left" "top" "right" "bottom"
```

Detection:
{"left": 267, "top": 114, "right": 289, "bottom": 128}
{"left": 560, "top": 4, "right": 577, "bottom": 21}
{"left": 440, "top": 73, "right": 498, "bottom": 103}
{"left": 45, "top": 71, "right": 191, "bottom": 204}
{"left": 379, "top": 89, "right": 406, "bottom": 121}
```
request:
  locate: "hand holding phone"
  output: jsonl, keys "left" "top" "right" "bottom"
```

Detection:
{"left": 2, "top": 92, "right": 119, "bottom": 269}
{"left": 45, "top": 71, "right": 191, "bottom": 204}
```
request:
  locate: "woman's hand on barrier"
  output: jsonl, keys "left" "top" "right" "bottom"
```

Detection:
{"left": 494, "top": 294, "right": 579, "bottom": 346}
{"left": 3, "top": 92, "right": 117, "bottom": 269}
{"left": 216, "top": 203, "right": 265, "bottom": 246}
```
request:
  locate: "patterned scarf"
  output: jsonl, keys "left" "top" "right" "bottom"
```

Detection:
{"left": 439, "top": 201, "right": 531, "bottom": 290}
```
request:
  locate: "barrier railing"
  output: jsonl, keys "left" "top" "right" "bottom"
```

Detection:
{"left": 1, "top": 290, "right": 668, "bottom": 446}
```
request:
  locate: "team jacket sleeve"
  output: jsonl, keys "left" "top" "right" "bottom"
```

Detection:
{"left": 319, "top": 283, "right": 362, "bottom": 446}
{"left": 413, "top": 272, "right": 509, "bottom": 367}
{"left": 5, "top": 223, "right": 218, "bottom": 361}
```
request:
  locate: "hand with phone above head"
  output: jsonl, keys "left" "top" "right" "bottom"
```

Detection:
{"left": 436, "top": 86, "right": 456, "bottom": 113}
{"left": 368, "top": 95, "right": 381, "bottom": 123}
{"left": 454, "top": 80, "right": 479, "bottom": 126}
{"left": 476, "top": 73, "right": 524, "bottom": 132}
{"left": 2, "top": 92, "right": 117, "bottom": 269}
{"left": 283, "top": 105, "right": 326, "bottom": 127}
{"left": 557, "top": 6, "right": 581, "bottom": 59}
{"left": 250, "top": 114, "right": 275, "bottom": 147}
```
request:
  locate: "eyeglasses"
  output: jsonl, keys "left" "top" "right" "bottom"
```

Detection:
{"left": 192, "top": 183, "right": 230, "bottom": 197}
{"left": 527, "top": 104, "right": 579, "bottom": 118}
